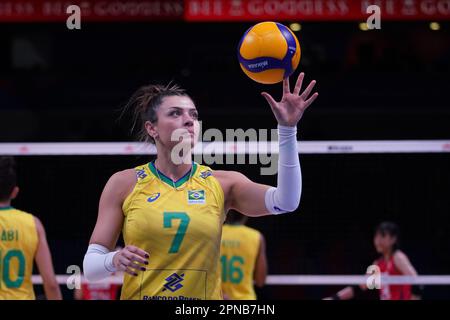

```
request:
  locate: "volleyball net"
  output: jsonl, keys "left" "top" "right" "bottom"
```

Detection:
{"left": 2, "top": 140, "right": 449, "bottom": 292}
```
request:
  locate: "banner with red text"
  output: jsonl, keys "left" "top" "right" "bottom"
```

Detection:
{"left": 1, "top": 0, "right": 449, "bottom": 22}
{"left": 185, "top": 0, "right": 450, "bottom": 21}
{"left": 0, "top": 0, "right": 183, "bottom": 22}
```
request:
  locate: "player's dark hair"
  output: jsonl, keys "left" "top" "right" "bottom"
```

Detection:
{"left": 0, "top": 157, "right": 17, "bottom": 201}
{"left": 225, "top": 210, "right": 248, "bottom": 225}
{"left": 123, "top": 83, "right": 191, "bottom": 144}
{"left": 375, "top": 221, "right": 400, "bottom": 252}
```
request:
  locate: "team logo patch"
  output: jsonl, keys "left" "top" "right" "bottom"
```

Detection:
{"left": 162, "top": 273, "right": 185, "bottom": 292}
{"left": 187, "top": 190, "right": 205, "bottom": 204}
{"left": 136, "top": 168, "right": 148, "bottom": 180}
{"left": 199, "top": 170, "right": 212, "bottom": 179}
{"left": 147, "top": 193, "right": 160, "bottom": 203}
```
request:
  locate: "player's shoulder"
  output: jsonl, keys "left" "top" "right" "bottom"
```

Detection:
{"left": 105, "top": 168, "right": 140, "bottom": 200}
{"left": 7, "top": 207, "right": 31, "bottom": 216}
{"left": 196, "top": 164, "right": 230, "bottom": 185}
{"left": 206, "top": 170, "right": 247, "bottom": 200}
{"left": 109, "top": 168, "right": 137, "bottom": 186}
{"left": 32, "top": 215, "right": 45, "bottom": 235}
{"left": 210, "top": 170, "right": 248, "bottom": 188}
{"left": 240, "top": 224, "right": 257, "bottom": 232}
{"left": 196, "top": 165, "right": 226, "bottom": 201}
{"left": 195, "top": 163, "right": 214, "bottom": 179}
{"left": 243, "top": 225, "right": 263, "bottom": 238}
{"left": 393, "top": 250, "right": 409, "bottom": 263}
{"left": 7, "top": 207, "right": 35, "bottom": 221}
{"left": 7, "top": 208, "right": 41, "bottom": 235}
{"left": 212, "top": 169, "right": 245, "bottom": 179}
{"left": 229, "top": 224, "right": 262, "bottom": 239}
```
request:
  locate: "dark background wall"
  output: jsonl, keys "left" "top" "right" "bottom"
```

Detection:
{"left": 1, "top": 22, "right": 449, "bottom": 141}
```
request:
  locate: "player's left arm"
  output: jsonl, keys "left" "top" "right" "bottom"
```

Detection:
{"left": 393, "top": 251, "right": 418, "bottom": 276}
{"left": 217, "top": 73, "right": 318, "bottom": 217}
{"left": 216, "top": 170, "right": 272, "bottom": 216}
{"left": 33, "top": 216, "right": 63, "bottom": 300}
{"left": 393, "top": 251, "right": 422, "bottom": 300}
{"left": 254, "top": 233, "right": 268, "bottom": 287}
{"left": 74, "top": 287, "right": 83, "bottom": 300}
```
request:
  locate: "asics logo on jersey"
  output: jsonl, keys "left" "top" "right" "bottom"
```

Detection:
{"left": 147, "top": 193, "right": 160, "bottom": 203}
{"left": 162, "top": 273, "right": 185, "bottom": 292}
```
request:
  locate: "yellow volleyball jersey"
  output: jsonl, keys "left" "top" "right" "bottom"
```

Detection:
{"left": 220, "top": 224, "right": 261, "bottom": 300}
{"left": 0, "top": 207, "right": 38, "bottom": 300}
{"left": 121, "top": 161, "right": 226, "bottom": 300}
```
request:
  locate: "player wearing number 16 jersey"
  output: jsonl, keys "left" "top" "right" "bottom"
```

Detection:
{"left": 220, "top": 210, "right": 267, "bottom": 300}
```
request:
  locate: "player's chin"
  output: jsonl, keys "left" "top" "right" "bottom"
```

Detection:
{"left": 174, "top": 135, "right": 197, "bottom": 150}
{"left": 190, "top": 136, "right": 199, "bottom": 148}
{"left": 184, "top": 133, "right": 198, "bottom": 146}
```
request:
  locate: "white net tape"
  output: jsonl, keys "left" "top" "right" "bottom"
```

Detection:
{"left": 1, "top": 140, "right": 450, "bottom": 155}
{"left": 32, "top": 275, "right": 450, "bottom": 286}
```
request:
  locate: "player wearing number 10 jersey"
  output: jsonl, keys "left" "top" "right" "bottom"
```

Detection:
{"left": 0, "top": 157, "right": 61, "bottom": 300}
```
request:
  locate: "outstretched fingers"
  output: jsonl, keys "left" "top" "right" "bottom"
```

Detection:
{"left": 300, "top": 80, "right": 317, "bottom": 101}
{"left": 303, "top": 92, "right": 319, "bottom": 109}
{"left": 283, "top": 77, "right": 290, "bottom": 95}
{"left": 293, "top": 72, "right": 305, "bottom": 95}
{"left": 261, "top": 92, "right": 279, "bottom": 112}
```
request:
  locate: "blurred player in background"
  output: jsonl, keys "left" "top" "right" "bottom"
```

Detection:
{"left": 0, "top": 156, "right": 62, "bottom": 300}
{"left": 220, "top": 210, "right": 267, "bottom": 300}
{"left": 326, "top": 221, "right": 422, "bottom": 300}
{"left": 74, "top": 274, "right": 122, "bottom": 300}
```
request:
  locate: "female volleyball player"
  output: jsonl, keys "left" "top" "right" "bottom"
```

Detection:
{"left": 83, "top": 73, "right": 318, "bottom": 300}
{"left": 326, "top": 222, "right": 421, "bottom": 300}
{"left": 220, "top": 210, "right": 268, "bottom": 300}
{"left": 0, "top": 157, "right": 62, "bottom": 300}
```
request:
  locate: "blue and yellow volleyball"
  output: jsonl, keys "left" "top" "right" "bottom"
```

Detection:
{"left": 237, "top": 21, "right": 301, "bottom": 84}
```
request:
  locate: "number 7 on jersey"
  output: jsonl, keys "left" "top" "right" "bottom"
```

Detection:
{"left": 163, "top": 212, "right": 190, "bottom": 254}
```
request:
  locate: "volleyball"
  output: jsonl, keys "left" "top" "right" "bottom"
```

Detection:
{"left": 237, "top": 21, "right": 301, "bottom": 84}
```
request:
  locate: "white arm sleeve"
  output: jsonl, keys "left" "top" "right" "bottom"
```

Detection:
{"left": 264, "top": 125, "right": 302, "bottom": 214}
{"left": 83, "top": 244, "right": 118, "bottom": 282}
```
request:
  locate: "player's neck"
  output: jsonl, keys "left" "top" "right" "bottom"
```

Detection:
{"left": 154, "top": 150, "right": 193, "bottom": 181}
{"left": 383, "top": 250, "right": 393, "bottom": 260}
{"left": 0, "top": 200, "right": 11, "bottom": 208}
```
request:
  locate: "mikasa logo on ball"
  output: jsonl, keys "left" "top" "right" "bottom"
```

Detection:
{"left": 248, "top": 60, "right": 268, "bottom": 69}
{"left": 187, "top": 190, "right": 205, "bottom": 205}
